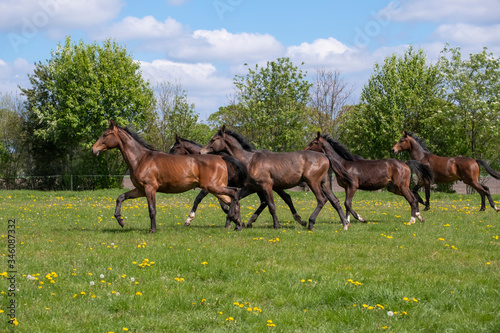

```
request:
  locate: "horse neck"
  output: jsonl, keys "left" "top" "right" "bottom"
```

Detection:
{"left": 225, "top": 136, "right": 254, "bottom": 164}
{"left": 116, "top": 130, "right": 150, "bottom": 172}
{"left": 409, "top": 139, "right": 427, "bottom": 161}
{"left": 185, "top": 143, "right": 201, "bottom": 154}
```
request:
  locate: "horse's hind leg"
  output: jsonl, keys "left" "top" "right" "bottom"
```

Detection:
{"left": 245, "top": 190, "right": 267, "bottom": 228}
{"left": 306, "top": 183, "right": 328, "bottom": 231}
{"left": 210, "top": 186, "right": 242, "bottom": 230}
{"left": 345, "top": 187, "right": 366, "bottom": 223}
{"left": 423, "top": 180, "right": 431, "bottom": 211}
{"left": 275, "top": 189, "right": 307, "bottom": 226}
{"left": 465, "top": 180, "right": 499, "bottom": 212}
{"left": 145, "top": 186, "right": 158, "bottom": 233}
{"left": 114, "top": 188, "right": 144, "bottom": 228}
{"left": 322, "top": 182, "right": 350, "bottom": 230}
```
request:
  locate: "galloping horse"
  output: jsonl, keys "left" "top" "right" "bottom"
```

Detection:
{"left": 200, "top": 126, "right": 353, "bottom": 230}
{"left": 169, "top": 135, "right": 308, "bottom": 227}
{"left": 306, "top": 132, "right": 433, "bottom": 224}
{"left": 392, "top": 131, "right": 500, "bottom": 212}
{"left": 91, "top": 121, "right": 245, "bottom": 232}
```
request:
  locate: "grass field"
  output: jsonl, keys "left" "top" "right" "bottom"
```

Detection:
{"left": 0, "top": 188, "right": 499, "bottom": 332}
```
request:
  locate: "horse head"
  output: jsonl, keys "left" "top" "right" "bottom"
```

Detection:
{"left": 92, "top": 120, "right": 121, "bottom": 156}
{"left": 200, "top": 125, "right": 228, "bottom": 154}
{"left": 305, "top": 131, "right": 325, "bottom": 153}
{"left": 391, "top": 131, "right": 412, "bottom": 154}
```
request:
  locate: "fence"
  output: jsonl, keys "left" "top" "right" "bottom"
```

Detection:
{"left": 1, "top": 175, "right": 499, "bottom": 194}
{"left": 0, "top": 175, "right": 127, "bottom": 191}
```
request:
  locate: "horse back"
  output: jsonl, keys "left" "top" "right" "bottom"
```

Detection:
{"left": 248, "top": 150, "right": 329, "bottom": 188}
{"left": 423, "top": 154, "right": 477, "bottom": 183}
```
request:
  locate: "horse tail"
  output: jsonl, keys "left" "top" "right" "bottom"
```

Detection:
{"left": 405, "top": 160, "right": 434, "bottom": 183}
{"left": 477, "top": 160, "right": 500, "bottom": 179}
{"left": 222, "top": 155, "right": 248, "bottom": 187}
{"left": 325, "top": 154, "right": 352, "bottom": 186}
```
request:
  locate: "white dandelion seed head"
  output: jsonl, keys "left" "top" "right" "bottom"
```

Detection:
{"left": 100, "top": 274, "right": 104, "bottom": 279}
{"left": 115, "top": 292, "right": 120, "bottom": 296}
{"left": 90, "top": 281, "right": 95, "bottom": 286}
{"left": 130, "top": 277, "right": 135, "bottom": 282}
{"left": 387, "top": 311, "right": 394, "bottom": 317}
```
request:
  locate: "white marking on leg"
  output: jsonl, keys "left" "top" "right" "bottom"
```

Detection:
{"left": 358, "top": 215, "right": 367, "bottom": 223}
{"left": 347, "top": 215, "right": 351, "bottom": 223}
{"left": 409, "top": 216, "right": 416, "bottom": 225}
{"left": 184, "top": 212, "right": 195, "bottom": 226}
{"left": 416, "top": 212, "right": 425, "bottom": 222}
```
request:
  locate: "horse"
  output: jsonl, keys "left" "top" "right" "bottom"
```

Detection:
{"left": 305, "top": 132, "right": 433, "bottom": 224}
{"left": 391, "top": 131, "right": 500, "bottom": 212}
{"left": 91, "top": 120, "right": 246, "bottom": 232}
{"left": 200, "top": 126, "right": 353, "bottom": 230}
{"left": 169, "top": 135, "right": 313, "bottom": 228}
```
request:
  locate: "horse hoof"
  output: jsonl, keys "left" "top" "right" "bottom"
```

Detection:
{"left": 343, "top": 223, "right": 350, "bottom": 231}
{"left": 118, "top": 219, "right": 125, "bottom": 228}
{"left": 246, "top": 223, "right": 253, "bottom": 228}
{"left": 423, "top": 206, "right": 430, "bottom": 211}
{"left": 184, "top": 222, "right": 191, "bottom": 227}
{"left": 308, "top": 226, "right": 315, "bottom": 231}
{"left": 358, "top": 216, "right": 367, "bottom": 223}
{"left": 148, "top": 229, "right": 156, "bottom": 233}
{"left": 274, "top": 224, "right": 281, "bottom": 229}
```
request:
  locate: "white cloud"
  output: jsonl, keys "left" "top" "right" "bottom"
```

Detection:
{"left": 92, "top": 16, "right": 184, "bottom": 41}
{"left": 0, "top": 58, "right": 34, "bottom": 93}
{"left": 166, "top": 0, "right": 190, "bottom": 6}
{"left": 433, "top": 24, "right": 500, "bottom": 46}
{"left": 395, "top": 0, "right": 500, "bottom": 23}
{"left": 0, "top": 0, "right": 124, "bottom": 32}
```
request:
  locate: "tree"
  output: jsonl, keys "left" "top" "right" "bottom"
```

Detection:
{"left": 309, "top": 67, "right": 354, "bottom": 135}
{"left": 435, "top": 46, "right": 500, "bottom": 166}
{"left": 0, "top": 92, "right": 26, "bottom": 185}
{"left": 20, "top": 36, "right": 155, "bottom": 189}
{"left": 337, "top": 46, "right": 444, "bottom": 159}
{"left": 210, "top": 58, "right": 312, "bottom": 151}
{"left": 147, "top": 82, "right": 210, "bottom": 151}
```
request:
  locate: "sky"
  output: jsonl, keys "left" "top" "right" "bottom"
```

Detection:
{"left": 1, "top": 0, "right": 499, "bottom": 120}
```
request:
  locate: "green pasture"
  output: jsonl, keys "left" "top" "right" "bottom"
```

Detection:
{"left": 0, "top": 189, "right": 499, "bottom": 332}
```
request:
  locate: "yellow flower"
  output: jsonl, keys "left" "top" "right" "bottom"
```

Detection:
{"left": 136, "top": 292, "right": 142, "bottom": 296}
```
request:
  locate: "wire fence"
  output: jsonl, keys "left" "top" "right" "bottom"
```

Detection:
{"left": 1, "top": 175, "right": 499, "bottom": 194}
{"left": 0, "top": 175, "right": 127, "bottom": 191}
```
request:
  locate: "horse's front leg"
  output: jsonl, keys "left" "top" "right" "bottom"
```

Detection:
{"left": 114, "top": 188, "right": 144, "bottom": 228}
{"left": 275, "top": 189, "right": 307, "bottom": 227}
{"left": 185, "top": 190, "right": 209, "bottom": 226}
{"left": 145, "top": 186, "right": 158, "bottom": 233}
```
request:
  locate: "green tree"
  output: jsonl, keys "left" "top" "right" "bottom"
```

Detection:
{"left": 210, "top": 58, "right": 312, "bottom": 151}
{"left": 0, "top": 92, "right": 26, "bottom": 185}
{"left": 147, "top": 82, "right": 210, "bottom": 151}
{"left": 435, "top": 46, "right": 500, "bottom": 166}
{"left": 20, "top": 36, "right": 155, "bottom": 189}
{"left": 337, "top": 46, "right": 444, "bottom": 159}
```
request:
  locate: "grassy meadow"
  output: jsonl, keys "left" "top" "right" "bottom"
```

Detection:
{"left": 0, "top": 188, "right": 499, "bottom": 332}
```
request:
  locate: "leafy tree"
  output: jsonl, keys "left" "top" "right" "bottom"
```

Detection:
{"left": 337, "top": 46, "right": 444, "bottom": 159}
{"left": 210, "top": 58, "right": 312, "bottom": 151}
{"left": 435, "top": 46, "right": 500, "bottom": 166}
{"left": 0, "top": 92, "right": 26, "bottom": 185}
{"left": 147, "top": 82, "right": 210, "bottom": 151}
{"left": 20, "top": 36, "right": 155, "bottom": 189}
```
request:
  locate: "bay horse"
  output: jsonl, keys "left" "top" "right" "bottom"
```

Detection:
{"left": 200, "top": 126, "right": 353, "bottom": 230}
{"left": 306, "top": 132, "right": 433, "bottom": 224}
{"left": 392, "top": 131, "right": 500, "bottom": 212}
{"left": 91, "top": 120, "right": 245, "bottom": 232}
{"left": 169, "top": 135, "right": 308, "bottom": 228}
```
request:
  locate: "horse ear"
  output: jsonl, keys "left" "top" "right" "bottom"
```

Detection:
{"left": 108, "top": 120, "right": 115, "bottom": 129}
{"left": 316, "top": 131, "right": 321, "bottom": 139}
{"left": 221, "top": 125, "right": 226, "bottom": 134}
{"left": 402, "top": 130, "right": 407, "bottom": 137}
{"left": 175, "top": 134, "right": 180, "bottom": 143}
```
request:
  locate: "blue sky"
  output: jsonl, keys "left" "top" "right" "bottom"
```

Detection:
{"left": 1, "top": 0, "right": 499, "bottom": 120}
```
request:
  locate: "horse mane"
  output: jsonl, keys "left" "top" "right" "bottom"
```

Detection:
{"left": 405, "top": 131, "right": 430, "bottom": 153}
{"left": 178, "top": 137, "right": 202, "bottom": 148}
{"left": 322, "top": 135, "right": 363, "bottom": 161}
{"left": 118, "top": 124, "right": 158, "bottom": 151}
{"left": 221, "top": 129, "right": 255, "bottom": 152}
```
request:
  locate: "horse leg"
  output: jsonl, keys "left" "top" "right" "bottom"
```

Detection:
{"left": 465, "top": 180, "right": 498, "bottom": 212}
{"left": 423, "top": 180, "right": 431, "bottom": 211}
{"left": 402, "top": 187, "right": 423, "bottom": 224}
{"left": 275, "top": 189, "right": 307, "bottom": 226}
{"left": 412, "top": 181, "right": 425, "bottom": 205}
{"left": 114, "top": 188, "right": 144, "bottom": 228}
{"left": 344, "top": 187, "right": 366, "bottom": 223}
{"left": 260, "top": 184, "right": 281, "bottom": 229}
{"left": 305, "top": 183, "right": 328, "bottom": 231}
{"left": 145, "top": 187, "right": 158, "bottom": 233}
{"left": 210, "top": 186, "right": 242, "bottom": 231}
{"left": 185, "top": 190, "right": 207, "bottom": 226}
{"left": 245, "top": 190, "right": 267, "bottom": 228}
{"left": 322, "top": 181, "right": 350, "bottom": 230}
